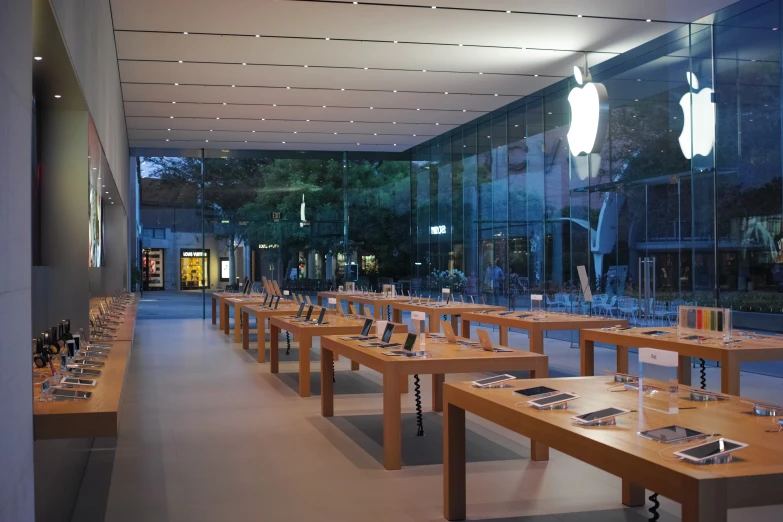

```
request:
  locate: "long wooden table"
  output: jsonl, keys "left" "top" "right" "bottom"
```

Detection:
{"left": 320, "top": 333, "right": 548, "bottom": 470}
{"left": 34, "top": 294, "right": 139, "bottom": 440}
{"left": 240, "top": 303, "right": 329, "bottom": 363}
{"left": 580, "top": 326, "right": 783, "bottom": 395}
{"left": 461, "top": 310, "right": 627, "bottom": 352}
{"left": 391, "top": 301, "right": 504, "bottom": 333}
{"left": 210, "top": 291, "right": 236, "bottom": 329}
{"left": 90, "top": 296, "right": 138, "bottom": 342}
{"left": 443, "top": 376, "right": 783, "bottom": 521}
{"left": 317, "top": 292, "right": 409, "bottom": 321}
{"left": 268, "top": 316, "right": 408, "bottom": 398}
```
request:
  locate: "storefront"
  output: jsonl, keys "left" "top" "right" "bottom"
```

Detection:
{"left": 180, "top": 249, "right": 210, "bottom": 289}
{"left": 142, "top": 248, "right": 164, "bottom": 290}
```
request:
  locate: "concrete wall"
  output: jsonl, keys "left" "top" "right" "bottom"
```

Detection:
{"left": 49, "top": 0, "right": 129, "bottom": 209}
{"left": 0, "top": 0, "right": 35, "bottom": 520}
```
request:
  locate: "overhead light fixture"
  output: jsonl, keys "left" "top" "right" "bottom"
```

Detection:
{"left": 444, "top": 92, "right": 448, "bottom": 95}
{"left": 577, "top": 14, "right": 582, "bottom": 18}
{"left": 323, "top": 105, "right": 327, "bottom": 108}
{"left": 394, "top": 144, "right": 397, "bottom": 146}
{"left": 436, "top": 123, "right": 439, "bottom": 125}
{"left": 463, "top": 109, "right": 466, "bottom": 112}
{"left": 326, "top": 37, "right": 330, "bottom": 40}
{"left": 184, "top": 31, "right": 188, "bottom": 34}
{"left": 393, "top": 90, "right": 397, "bottom": 93}
{"left": 304, "top": 65, "right": 308, "bottom": 67}
{"left": 252, "top": 130, "right": 256, "bottom": 132}
{"left": 364, "top": 67, "right": 368, "bottom": 70}
{"left": 231, "top": 84, "right": 236, "bottom": 87}
{"left": 350, "top": 120, "right": 354, "bottom": 123}
{"left": 256, "top": 34, "right": 260, "bottom": 37}
{"left": 534, "top": 74, "right": 539, "bottom": 77}
{"left": 494, "top": 94, "right": 498, "bottom": 96}
{"left": 262, "top": 118, "right": 265, "bottom": 120}
{"left": 287, "top": 86, "right": 290, "bottom": 89}
{"left": 54, "top": 94, "right": 61, "bottom": 98}
{"left": 172, "top": 101, "right": 176, "bottom": 104}
{"left": 374, "top": 133, "right": 377, "bottom": 135}
{"left": 178, "top": 60, "right": 183, "bottom": 63}
{"left": 334, "top": 132, "right": 337, "bottom": 134}
{"left": 174, "top": 83, "right": 179, "bottom": 85}
{"left": 205, "top": 139, "right": 209, "bottom": 142}
{"left": 479, "top": 72, "right": 483, "bottom": 75}
{"left": 34, "top": 56, "right": 42, "bottom": 61}
{"left": 431, "top": 5, "right": 436, "bottom": 8}
{"left": 167, "top": 128, "right": 171, "bottom": 131}
{"left": 370, "top": 106, "right": 374, "bottom": 109}
{"left": 506, "top": 10, "right": 511, "bottom": 13}
{"left": 293, "top": 131, "right": 297, "bottom": 133}
{"left": 216, "top": 117, "right": 220, "bottom": 119}
{"left": 416, "top": 108, "right": 420, "bottom": 111}
{"left": 242, "top": 62, "right": 247, "bottom": 66}
{"left": 282, "top": 141, "right": 286, "bottom": 144}
{"left": 646, "top": 19, "right": 651, "bottom": 22}
{"left": 413, "top": 134, "right": 416, "bottom": 136}
{"left": 422, "top": 69, "right": 426, "bottom": 72}
{"left": 393, "top": 122, "right": 396, "bottom": 124}
{"left": 210, "top": 129, "right": 213, "bottom": 132}
{"left": 166, "top": 138, "right": 170, "bottom": 142}
{"left": 357, "top": 143, "right": 360, "bottom": 145}
{"left": 394, "top": 40, "right": 398, "bottom": 43}
{"left": 273, "top": 104, "right": 276, "bottom": 106}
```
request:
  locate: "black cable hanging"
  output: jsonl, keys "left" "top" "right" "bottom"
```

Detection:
{"left": 699, "top": 358, "right": 707, "bottom": 389}
{"left": 414, "top": 374, "right": 424, "bottom": 436}
{"left": 285, "top": 331, "right": 291, "bottom": 356}
{"left": 648, "top": 492, "right": 660, "bottom": 521}
{"left": 387, "top": 306, "right": 391, "bottom": 321}
{"left": 332, "top": 358, "right": 336, "bottom": 382}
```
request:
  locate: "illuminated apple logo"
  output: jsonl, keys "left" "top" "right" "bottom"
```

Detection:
{"left": 678, "top": 72, "right": 715, "bottom": 159}
{"left": 567, "top": 66, "right": 609, "bottom": 156}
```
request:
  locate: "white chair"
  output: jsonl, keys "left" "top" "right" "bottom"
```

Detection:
{"left": 617, "top": 296, "right": 639, "bottom": 322}
{"left": 545, "top": 294, "right": 561, "bottom": 311}
{"left": 594, "top": 295, "right": 617, "bottom": 317}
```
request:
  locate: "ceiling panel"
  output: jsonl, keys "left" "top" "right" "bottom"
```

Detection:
{"left": 111, "top": 0, "right": 736, "bottom": 152}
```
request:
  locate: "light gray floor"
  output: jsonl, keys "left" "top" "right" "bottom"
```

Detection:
{"left": 88, "top": 298, "right": 783, "bottom": 522}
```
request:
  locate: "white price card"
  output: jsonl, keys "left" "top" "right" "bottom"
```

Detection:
{"left": 442, "top": 288, "right": 451, "bottom": 294}
{"left": 531, "top": 294, "right": 543, "bottom": 301}
{"left": 328, "top": 298, "right": 337, "bottom": 305}
{"left": 411, "top": 311, "right": 426, "bottom": 321}
{"left": 283, "top": 290, "right": 290, "bottom": 296}
{"left": 639, "top": 348, "right": 678, "bottom": 367}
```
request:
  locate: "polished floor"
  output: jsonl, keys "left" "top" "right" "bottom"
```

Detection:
{"left": 80, "top": 293, "right": 783, "bottom": 521}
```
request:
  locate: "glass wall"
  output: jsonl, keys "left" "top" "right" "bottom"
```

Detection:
{"left": 138, "top": 152, "right": 411, "bottom": 301}
{"left": 411, "top": 0, "right": 783, "bottom": 313}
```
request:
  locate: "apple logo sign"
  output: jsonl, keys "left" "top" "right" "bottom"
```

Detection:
{"left": 567, "top": 66, "right": 609, "bottom": 156}
{"left": 678, "top": 72, "right": 715, "bottom": 159}
{"left": 567, "top": 66, "right": 608, "bottom": 180}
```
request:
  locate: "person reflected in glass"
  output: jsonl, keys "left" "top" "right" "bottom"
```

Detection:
{"left": 484, "top": 258, "right": 504, "bottom": 306}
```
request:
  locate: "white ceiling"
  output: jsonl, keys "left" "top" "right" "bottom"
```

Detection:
{"left": 111, "top": 0, "right": 736, "bottom": 152}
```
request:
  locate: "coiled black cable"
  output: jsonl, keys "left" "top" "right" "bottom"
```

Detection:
{"left": 414, "top": 374, "right": 424, "bottom": 436}
{"left": 387, "top": 306, "right": 391, "bottom": 321}
{"left": 648, "top": 492, "right": 660, "bottom": 521}
{"left": 332, "top": 358, "right": 336, "bottom": 383}
{"left": 699, "top": 358, "right": 707, "bottom": 389}
{"left": 285, "top": 331, "right": 291, "bottom": 356}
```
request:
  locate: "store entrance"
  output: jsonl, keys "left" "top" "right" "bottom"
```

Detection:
{"left": 180, "top": 249, "right": 209, "bottom": 289}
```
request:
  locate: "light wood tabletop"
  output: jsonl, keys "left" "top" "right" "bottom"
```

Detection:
{"left": 240, "top": 303, "right": 329, "bottom": 363}
{"left": 461, "top": 310, "right": 627, "bottom": 352}
{"left": 210, "top": 292, "right": 239, "bottom": 329}
{"left": 221, "top": 296, "right": 272, "bottom": 342}
{"left": 268, "top": 315, "right": 408, "bottom": 398}
{"left": 34, "top": 295, "right": 139, "bottom": 440}
{"left": 320, "top": 333, "right": 548, "bottom": 470}
{"left": 390, "top": 301, "right": 505, "bottom": 334}
{"left": 580, "top": 326, "right": 783, "bottom": 395}
{"left": 317, "top": 292, "right": 411, "bottom": 321}
{"left": 90, "top": 295, "right": 139, "bottom": 342}
{"left": 443, "top": 375, "right": 783, "bottom": 522}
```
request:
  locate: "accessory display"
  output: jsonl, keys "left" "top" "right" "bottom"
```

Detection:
{"left": 672, "top": 438, "right": 747, "bottom": 464}
{"left": 527, "top": 392, "right": 579, "bottom": 410}
{"left": 472, "top": 374, "right": 516, "bottom": 388}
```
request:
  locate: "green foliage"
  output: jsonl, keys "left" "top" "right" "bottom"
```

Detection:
{"left": 430, "top": 269, "right": 467, "bottom": 293}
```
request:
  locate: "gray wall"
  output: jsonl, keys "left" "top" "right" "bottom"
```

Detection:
{"left": 0, "top": 0, "right": 35, "bottom": 520}
{"left": 49, "top": 0, "right": 129, "bottom": 209}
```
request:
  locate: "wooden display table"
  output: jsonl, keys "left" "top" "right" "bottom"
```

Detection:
{"left": 90, "top": 295, "right": 139, "bottom": 342}
{"left": 240, "top": 303, "right": 329, "bottom": 363}
{"left": 461, "top": 310, "right": 626, "bottom": 352}
{"left": 321, "top": 333, "right": 548, "bottom": 470}
{"left": 391, "top": 301, "right": 504, "bottom": 334}
{"left": 269, "top": 316, "right": 408, "bottom": 398}
{"left": 222, "top": 296, "right": 273, "bottom": 342}
{"left": 344, "top": 294, "right": 411, "bottom": 321}
{"left": 580, "top": 326, "right": 783, "bottom": 395}
{"left": 443, "top": 376, "right": 783, "bottom": 522}
{"left": 210, "top": 292, "right": 237, "bottom": 328}
{"left": 34, "top": 294, "right": 139, "bottom": 440}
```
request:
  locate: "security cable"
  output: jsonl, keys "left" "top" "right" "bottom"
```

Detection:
{"left": 648, "top": 493, "right": 660, "bottom": 521}
{"left": 286, "top": 331, "right": 291, "bottom": 356}
{"left": 414, "top": 374, "right": 424, "bottom": 436}
{"left": 699, "top": 358, "right": 707, "bottom": 389}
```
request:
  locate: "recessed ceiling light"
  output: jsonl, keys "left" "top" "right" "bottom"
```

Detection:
{"left": 273, "top": 104, "right": 276, "bottom": 106}
{"left": 34, "top": 56, "right": 42, "bottom": 61}
{"left": 514, "top": 125, "right": 518, "bottom": 127}
{"left": 326, "top": 37, "right": 330, "bottom": 40}
{"left": 245, "top": 140, "right": 248, "bottom": 143}
{"left": 293, "top": 131, "right": 297, "bottom": 133}
{"left": 413, "top": 134, "right": 416, "bottom": 136}
{"left": 458, "top": 43, "right": 463, "bottom": 47}
{"left": 393, "top": 122, "right": 396, "bottom": 124}
{"left": 102, "top": 185, "right": 106, "bottom": 188}
{"left": 172, "top": 101, "right": 176, "bottom": 104}
{"left": 646, "top": 19, "right": 651, "bottom": 22}
{"left": 242, "top": 62, "right": 247, "bottom": 66}
{"left": 323, "top": 105, "right": 327, "bottom": 108}
{"left": 178, "top": 60, "right": 183, "bottom": 63}
{"left": 444, "top": 92, "right": 448, "bottom": 95}
{"left": 223, "top": 102, "right": 227, "bottom": 105}
{"left": 357, "top": 143, "right": 360, "bottom": 145}
{"left": 548, "top": 112, "right": 552, "bottom": 115}
{"left": 108, "top": 197, "right": 112, "bottom": 200}
{"left": 416, "top": 108, "right": 420, "bottom": 111}
{"left": 364, "top": 67, "right": 368, "bottom": 70}
{"left": 252, "top": 130, "right": 256, "bottom": 132}
{"left": 436, "top": 123, "right": 439, "bottom": 125}
{"left": 210, "top": 130, "right": 213, "bottom": 132}
{"left": 287, "top": 86, "right": 290, "bottom": 89}
{"left": 105, "top": 191, "right": 109, "bottom": 194}
{"left": 350, "top": 120, "right": 354, "bottom": 123}
{"left": 306, "top": 119, "right": 310, "bottom": 121}
{"left": 54, "top": 94, "right": 61, "bottom": 98}
{"left": 431, "top": 5, "right": 436, "bottom": 8}
{"left": 422, "top": 69, "right": 426, "bottom": 72}
{"left": 206, "top": 140, "right": 209, "bottom": 142}
{"left": 374, "top": 133, "right": 377, "bottom": 135}
{"left": 393, "top": 144, "right": 397, "bottom": 146}
{"left": 256, "top": 34, "right": 260, "bottom": 37}
{"left": 174, "top": 83, "right": 179, "bottom": 86}
{"left": 262, "top": 118, "right": 265, "bottom": 120}
{"left": 353, "top": 1, "right": 357, "bottom": 4}
{"left": 167, "top": 128, "right": 171, "bottom": 131}
{"left": 479, "top": 72, "right": 483, "bottom": 75}
{"left": 463, "top": 109, "right": 466, "bottom": 112}
{"left": 494, "top": 94, "right": 498, "bottom": 96}
{"left": 166, "top": 139, "right": 170, "bottom": 142}
{"left": 334, "top": 132, "right": 338, "bottom": 134}
{"left": 304, "top": 65, "right": 308, "bottom": 67}
{"left": 534, "top": 74, "right": 539, "bottom": 77}
{"left": 231, "top": 84, "right": 236, "bottom": 87}
{"left": 577, "top": 14, "right": 582, "bottom": 18}
{"left": 370, "top": 107, "right": 374, "bottom": 109}
{"left": 394, "top": 40, "right": 398, "bottom": 43}
{"left": 282, "top": 141, "right": 286, "bottom": 144}
{"left": 393, "top": 90, "right": 397, "bottom": 93}
{"left": 170, "top": 116, "right": 174, "bottom": 118}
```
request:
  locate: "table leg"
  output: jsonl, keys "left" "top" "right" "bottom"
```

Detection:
{"left": 622, "top": 480, "right": 645, "bottom": 507}
{"left": 392, "top": 307, "right": 402, "bottom": 323}
{"left": 317, "top": 295, "right": 323, "bottom": 306}
{"left": 444, "top": 401, "right": 466, "bottom": 521}
{"left": 682, "top": 482, "right": 727, "bottom": 522}
{"left": 678, "top": 355, "right": 692, "bottom": 387}
{"left": 374, "top": 305, "right": 382, "bottom": 320}
{"left": 270, "top": 324, "right": 279, "bottom": 373}
{"left": 257, "top": 317, "right": 266, "bottom": 363}
{"left": 581, "top": 338, "right": 595, "bottom": 376}
{"left": 429, "top": 313, "right": 440, "bottom": 333}
{"left": 212, "top": 297, "right": 217, "bottom": 325}
{"left": 358, "top": 303, "right": 365, "bottom": 317}
{"left": 299, "top": 335, "right": 312, "bottom": 397}
{"left": 461, "top": 319, "right": 471, "bottom": 339}
{"left": 529, "top": 330, "right": 544, "bottom": 354}
{"left": 234, "top": 304, "right": 242, "bottom": 343}
{"left": 400, "top": 374, "right": 408, "bottom": 394}
{"left": 721, "top": 354, "right": 740, "bottom": 396}
{"left": 383, "top": 368, "right": 402, "bottom": 470}
{"left": 221, "top": 302, "right": 229, "bottom": 334}
{"left": 351, "top": 360, "right": 359, "bottom": 371}
{"left": 616, "top": 344, "right": 629, "bottom": 374}
{"left": 451, "top": 314, "right": 459, "bottom": 334}
{"left": 499, "top": 326, "right": 509, "bottom": 346}
{"left": 242, "top": 311, "right": 249, "bottom": 349}
{"left": 321, "top": 347, "right": 334, "bottom": 416}
{"left": 432, "top": 374, "right": 445, "bottom": 412}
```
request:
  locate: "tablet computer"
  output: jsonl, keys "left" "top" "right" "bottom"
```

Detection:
{"left": 673, "top": 438, "right": 747, "bottom": 463}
